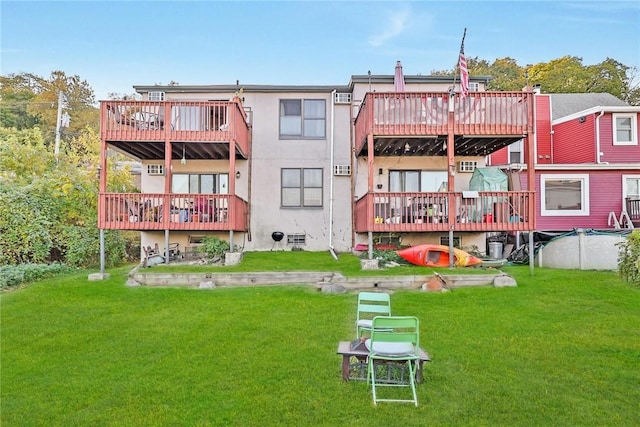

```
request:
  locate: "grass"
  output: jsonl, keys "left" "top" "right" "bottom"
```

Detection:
{"left": 1, "top": 259, "right": 639, "bottom": 426}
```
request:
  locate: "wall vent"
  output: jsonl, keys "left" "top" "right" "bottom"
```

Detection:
{"left": 148, "top": 91, "right": 165, "bottom": 101}
{"left": 333, "top": 93, "right": 352, "bottom": 104}
{"left": 334, "top": 165, "right": 351, "bottom": 176}
{"left": 458, "top": 161, "right": 478, "bottom": 173}
{"left": 287, "top": 234, "right": 306, "bottom": 245}
{"left": 147, "top": 164, "right": 165, "bottom": 175}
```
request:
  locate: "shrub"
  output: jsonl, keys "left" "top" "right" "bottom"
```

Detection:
{"left": 198, "top": 237, "right": 231, "bottom": 258}
{"left": 0, "top": 263, "right": 72, "bottom": 289}
{"left": 618, "top": 230, "right": 640, "bottom": 286}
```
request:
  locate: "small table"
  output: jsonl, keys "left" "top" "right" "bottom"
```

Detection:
{"left": 336, "top": 340, "right": 431, "bottom": 382}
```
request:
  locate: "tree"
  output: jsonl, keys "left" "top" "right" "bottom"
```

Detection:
{"left": 0, "top": 127, "right": 135, "bottom": 266}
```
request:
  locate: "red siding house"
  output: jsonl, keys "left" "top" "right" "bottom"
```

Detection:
{"left": 490, "top": 91, "right": 640, "bottom": 230}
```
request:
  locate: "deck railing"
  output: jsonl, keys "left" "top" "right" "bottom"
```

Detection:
{"left": 354, "top": 191, "right": 533, "bottom": 233}
{"left": 99, "top": 193, "right": 248, "bottom": 231}
{"left": 354, "top": 91, "right": 533, "bottom": 152}
{"left": 100, "top": 100, "right": 251, "bottom": 155}
{"left": 627, "top": 197, "right": 640, "bottom": 223}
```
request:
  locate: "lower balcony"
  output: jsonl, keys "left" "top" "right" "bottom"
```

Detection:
{"left": 355, "top": 191, "right": 534, "bottom": 233}
{"left": 99, "top": 193, "right": 248, "bottom": 231}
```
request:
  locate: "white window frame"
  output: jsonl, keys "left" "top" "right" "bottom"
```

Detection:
{"left": 540, "top": 173, "right": 590, "bottom": 216}
{"left": 622, "top": 174, "right": 640, "bottom": 207}
{"left": 613, "top": 113, "right": 637, "bottom": 146}
{"left": 279, "top": 99, "right": 326, "bottom": 139}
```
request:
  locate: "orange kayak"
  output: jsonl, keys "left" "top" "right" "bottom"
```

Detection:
{"left": 397, "top": 244, "right": 482, "bottom": 267}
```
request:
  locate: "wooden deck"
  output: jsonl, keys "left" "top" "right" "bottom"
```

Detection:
{"left": 98, "top": 193, "right": 248, "bottom": 231}
{"left": 354, "top": 91, "right": 534, "bottom": 156}
{"left": 100, "top": 100, "right": 251, "bottom": 159}
{"left": 354, "top": 191, "right": 534, "bottom": 233}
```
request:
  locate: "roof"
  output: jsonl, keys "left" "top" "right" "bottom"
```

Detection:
{"left": 134, "top": 74, "right": 493, "bottom": 95}
{"left": 550, "top": 93, "right": 629, "bottom": 120}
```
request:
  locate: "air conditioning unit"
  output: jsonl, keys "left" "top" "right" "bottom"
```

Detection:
{"left": 147, "top": 164, "right": 165, "bottom": 175}
{"left": 458, "top": 161, "right": 478, "bottom": 173}
{"left": 334, "top": 93, "right": 352, "bottom": 104}
{"left": 334, "top": 165, "right": 351, "bottom": 176}
{"left": 148, "top": 91, "right": 165, "bottom": 101}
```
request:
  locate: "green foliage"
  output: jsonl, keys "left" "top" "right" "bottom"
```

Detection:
{"left": 432, "top": 55, "right": 639, "bottom": 105}
{"left": 0, "top": 126, "right": 136, "bottom": 267}
{"left": 0, "top": 262, "right": 72, "bottom": 289}
{"left": 618, "top": 230, "right": 640, "bottom": 286}
{"left": 197, "top": 236, "right": 231, "bottom": 258}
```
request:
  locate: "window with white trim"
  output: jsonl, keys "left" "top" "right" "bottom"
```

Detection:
{"left": 279, "top": 99, "right": 326, "bottom": 139}
{"left": 390, "top": 170, "right": 448, "bottom": 192}
{"left": 281, "top": 168, "right": 323, "bottom": 207}
{"left": 613, "top": 113, "right": 637, "bottom": 145}
{"left": 540, "top": 174, "right": 590, "bottom": 216}
{"left": 623, "top": 175, "right": 640, "bottom": 203}
{"left": 172, "top": 173, "right": 229, "bottom": 194}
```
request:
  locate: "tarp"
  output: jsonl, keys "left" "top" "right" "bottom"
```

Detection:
{"left": 469, "top": 167, "right": 508, "bottom": 192}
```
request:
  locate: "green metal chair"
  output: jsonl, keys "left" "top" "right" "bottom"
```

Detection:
{"left": 366, "top": 316, "right": 420, "bottom": 406}
{"left": 356, "top": 292, "right": 392, "bottom": 338}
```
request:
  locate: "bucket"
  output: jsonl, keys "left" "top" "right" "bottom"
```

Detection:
{"left": 483, "top": 213, "right": 493, "bottom": 223}
{"left": 488, "top": 242, "right": 503, "bottom": 260}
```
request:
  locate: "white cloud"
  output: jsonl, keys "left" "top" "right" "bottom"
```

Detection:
{"left": 368, "top": 9, "right": 411, "bottom": 47}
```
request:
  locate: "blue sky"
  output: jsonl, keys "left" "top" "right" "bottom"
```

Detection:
{"left": 2, "top": 1, "right": 639, "bottom": 101}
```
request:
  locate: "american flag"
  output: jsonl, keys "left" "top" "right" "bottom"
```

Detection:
{"left": 459, "top": 28, "right": 469, "bottom": 99}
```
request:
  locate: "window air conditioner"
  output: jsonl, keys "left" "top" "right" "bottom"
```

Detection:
{"left": 334, "top": 165, "right": 351, "bottom": 176}
{"left": 148, "top": 91, "right": 165, "bottom": 101}
{"left": 333, "top": 93, "right": 352, "bottom": 104}
{"left": 458, "top": 161, "right": 478, "bottom": 173}
{"left": 147, "top": 164, "right": 165, "bottom": 175}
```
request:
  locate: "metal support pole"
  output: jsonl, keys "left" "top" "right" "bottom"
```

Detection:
{"left": 529, "top": 230, "right": 534, "bottom": 276}
{"left": 100, "top": 229, "right": 105, "bottom": 275}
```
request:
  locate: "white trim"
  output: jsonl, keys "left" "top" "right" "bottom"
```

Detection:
{"left": 612, "top": 113, "right": 638, "bottom": 146}
{"left": 540, "top": 173, "right": 590, "bottom": 216}
{"left": 553, "top": 106, "right": 640, "bottom": 126}
{"left": 622, "top": 174, "right": 640, "bottom": 207}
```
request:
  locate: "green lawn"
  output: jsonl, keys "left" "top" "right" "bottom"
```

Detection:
{"left": 1, "top": 260, "right": 639, "bottom": 426}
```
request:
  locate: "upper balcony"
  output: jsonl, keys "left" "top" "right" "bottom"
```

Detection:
{"left": 100, "top": 100, "right": 251, "bottom": 160}
{"left": 354, "top": 91, "right": 534, "bottom": 157}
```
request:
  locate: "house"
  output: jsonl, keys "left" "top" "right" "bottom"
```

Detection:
{"left": 97, "top": 72, "right": 537, "bottom": 262}
{"left": 488, "top": 89, "right": 640, "bottom": 231}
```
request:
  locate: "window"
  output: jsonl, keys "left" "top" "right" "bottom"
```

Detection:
{"left": 390, "top": 170, "right": 447, "bottom": 192}
{"left": 281, "top": 168, "right": 323, "bottom": 207}
{"left": 508, "top": 139, "right": 523, "bottom": 163}
{"left": 287, "top": 234, "right": 306, "bottom": 245}
{"left": 279, "top": 99, "right": 326, "bottom": 139}
{"left": 540, "top": 174, "right": 590, "bottom": 216}
{"left": 172, "top": 173, "right": 229, "bottom": 194}
{"left": 623, "top": 175, "right": 640, "bottom": 202}
{"left": 613, "top": 113, "right": 637, "bottom": 145}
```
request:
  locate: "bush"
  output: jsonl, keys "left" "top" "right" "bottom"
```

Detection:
{"left": 198, "top": 237, "right": 231, "bottom": 258}
{"left": 618, "top": 230, "right": 640, "bottom": 286}
{"left": 0, "top": 263, "right": 72, "bottom": 289}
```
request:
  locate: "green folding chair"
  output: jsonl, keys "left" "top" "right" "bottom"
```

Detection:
{"left": 366, "top": 316, "right": 420, "bottom": 406}
{"left": 356, "top": 292, "right": 391, "bottom": 338}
